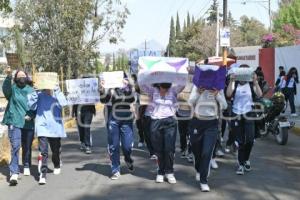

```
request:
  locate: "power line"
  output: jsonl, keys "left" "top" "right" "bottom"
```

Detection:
{"left": 196, "top": 0, "right": 213, "bottom": 19}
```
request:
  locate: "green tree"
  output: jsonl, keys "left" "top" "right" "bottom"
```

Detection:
{"left": 0, "top": 0, "right": 12, "bottom": 13}
{"left": 187, "top": 12, "right": 191, "bottom": 28}
{"left": 176, "top": 12, "right": 181, "bottom": 39}
{"left": 167, "top": 17, "right": 176, "bottom": 56}
{"left": 12, "top": 0, "right": 129, "bottom": 78}
{"left": 206, "top": 0, "right": 218, "bottom": 25}
{"left": 273, "top": 0, "right": 300, "bottom": 46}
{"left": 239, "top": 15, "right": 267, "bottom": 46}
{"left": 183, "top": 19, "right": 187, "bottom": 32}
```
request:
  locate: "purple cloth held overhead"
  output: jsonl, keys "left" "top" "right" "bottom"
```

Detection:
{"left": 193, "top": 65, "right": 226, "bottom": 90}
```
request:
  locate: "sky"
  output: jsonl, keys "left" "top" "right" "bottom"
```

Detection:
{"left": 100, "top": 0, "right": 280, "bottom": 53}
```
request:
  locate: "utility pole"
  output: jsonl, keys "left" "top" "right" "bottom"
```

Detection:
{"left": 216, "top": 0, "right": 220, "bottom": 57}
{"left": 269, "top": 0, "right": 272, "bottom": 32}
{"left": 222, "top": 0, "right": 228, "bottom": 65}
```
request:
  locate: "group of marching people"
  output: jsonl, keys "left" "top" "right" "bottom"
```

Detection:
{"left": 3, "top": 61, "right": 288, "bottom": 192}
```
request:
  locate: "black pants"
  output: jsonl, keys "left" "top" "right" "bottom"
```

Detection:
{"left": 39, "top": 137, "right": 61, "bottom": 176}
{"left": 136, "top": 118, "right": 144, "bottom": 143}
{"left": 177, "top": 118, "right": 191, "bottom": 152}
{"left": 151, "top": 117, "right": 177, "bottom": 175}
{"left": 143, "top": 115, "right": 154, "bottom": 156}
{"left": 190, "top": 118, "right": 218, "bottom": 184}
{"left": 231, "top": 116, "right": 255, "bottom": 165}
{"left": 285, "top": 88, "right": 296, "bottom": 113}
{"left": 77, "top": 112, "right": 94, "bottom": 147}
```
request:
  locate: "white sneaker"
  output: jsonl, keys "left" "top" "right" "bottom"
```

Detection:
{"left": 210, "top": 159, "right": 219, "bottom": 169}
{"left": 165, "top": 173, "right": 176, "bottom": 184}
{"left": 137, "top": 142, "right": 144, "bottom": 148}
{"left": 216, "top": 150, "right": 225, "bottom": 157}
{"left": 195, "top": 172, "right": 200, "bottom": 181}
{"left": 187, "top": 153, "right": 194, "bottom": 163}
{"left": 200, "top": 183, "right": 210, "bottom": 192}
{"left": 291, "top": 113, "right": 298, "bottom": 117}
{"left": 9, "top": 174, "right": 18, "bottom": 186}
{"left": 39, "top": 174, "right": 46, "bottom": 185}
{"left": 155, "top": 174, "right": 164, "bottom": 183}
{"left": 150, "top": 155, "right": 158, "bottom": 160}
{"left": 23, "top": 168, "right": 31, "bottom": 176}
{"left": 53, "top": 168, "right": 61, "bottom": 175}
{"left": 111, "top": 172, "right": 121, "bottom": 180}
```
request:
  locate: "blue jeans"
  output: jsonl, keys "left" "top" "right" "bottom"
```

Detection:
{"left": 108, "top": 118, "right": 134, "bottom": 174}
{"left": 190, "top": 118, "right": 218, "bottom": 184}
{"left": 8, "top": 126, "right": 34, "bottom": 174}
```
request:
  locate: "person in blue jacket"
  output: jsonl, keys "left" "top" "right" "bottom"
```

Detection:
{"left": 27, "top": 85, "right": 68, "bottom": 185}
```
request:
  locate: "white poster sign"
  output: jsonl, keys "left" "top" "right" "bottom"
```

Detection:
{"left": 66, "top": 78, "right": 100, "bottom": 105}
{"left": 220, "top": 27, "right": 231, "bottom": 47}
{"left": 100, "top": 71, "right": 124, "bottom": 88}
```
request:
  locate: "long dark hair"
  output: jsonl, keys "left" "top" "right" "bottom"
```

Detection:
{"left": 287, "top": 67, "right": 298, "bottom": 80}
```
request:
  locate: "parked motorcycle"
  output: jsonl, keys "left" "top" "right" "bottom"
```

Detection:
{"left": 257, "top": 92, "right": 294, "bottom": 145}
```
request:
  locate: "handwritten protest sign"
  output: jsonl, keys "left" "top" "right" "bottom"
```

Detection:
{"left": 100, "top": 71, "right": 124, "bottom": 89}
{"left": 138, "top": 56, "right": 189, "bottom": 86}
{"left": 34, "top": 72, "right": 58, "bottom": 90}
{"left": 193, "top": 65, "right": 226, "bottom": 90}
{"left": 233, "top": 68, "right": 254, "bottom": 82}
{"left": 66, "top": 78, "right": 100, "bottom": 105}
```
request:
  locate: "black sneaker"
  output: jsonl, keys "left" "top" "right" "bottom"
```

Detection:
{"left": 126, "top": 161, "right": 134, "bottom": 172}
{"left": 244, "top": 161, "right": 251, "bottom": 172}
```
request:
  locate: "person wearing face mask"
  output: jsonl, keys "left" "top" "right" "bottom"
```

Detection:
{"left": 226, "top": 64, "right": 262, "bottom": 176}
{"left": 27, "top": 85, "right": 68, "bottom": 185}
{"left": 140, "top": 82, "right": 184, "bottom": 184}
{"left": 99, "top": 73, "right": 135, "bottom": 180}
{"left": 188, "top": 85, "right": 227, "bottom": 192}
{"left": 2, "top": 67, "right": 35, "bottom": 186}
{"left": 282, "top": 67, "right": 299, "bottom": 116}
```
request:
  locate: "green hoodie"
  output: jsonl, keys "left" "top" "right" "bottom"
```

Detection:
{"left": 2, "top": 76, "right": 35, "bottom": 129}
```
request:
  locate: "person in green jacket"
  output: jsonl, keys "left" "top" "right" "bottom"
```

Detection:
{"left": 2, "top": 67, "right": 35, "bottom": 186}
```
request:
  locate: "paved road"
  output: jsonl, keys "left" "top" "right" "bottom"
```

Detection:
{"left": 0, "top": 113, "right": 300, "bottom": 200}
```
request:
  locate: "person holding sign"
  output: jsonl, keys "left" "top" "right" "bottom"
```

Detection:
{"left": 2, "top": 67, "right": 35, "bottom": 186}
{"left": 27, "top": 84, "right": 68, "bottom": 185}
{"left": 226, "top": 64, "right": 262, "bottom": 176}
{"left": 72, "top": 104, "right": 96, "bottom": 154}
{"left": 99, "top": 72, "right": 135, "bottom": 180}
{"left": 141, "top": 83, "right": 184, "bottom": 184}
{"left": 188, "top": 83, "right": 227, "bottom": 192}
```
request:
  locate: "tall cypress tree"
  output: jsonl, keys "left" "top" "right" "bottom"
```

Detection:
{"left": 187, "top": 12, "right": 191, "bottom": 27}
{"left": 168, "top": 17, "right": 176, "bottom": 56}
{"left": 183, "top": 19, "right": 187, "bottom": 32}
{"left": 192, "top": 15, "right": 195, "bottom": 25}
{"left": 176, "top": 12, "right": 181, "bottom": 39}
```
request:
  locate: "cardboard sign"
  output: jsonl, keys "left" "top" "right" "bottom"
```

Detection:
{"left": 100, "top": 71, "right": 124, "bottom": 88}
{"left": 34, "top": 72, "right": 58, "bottom": 90}
{"left": 234, "top": 68, "right": 254, "bottom": 82}
{"left": 66, "top": 78, "right": 100, "bottom": 105}
{"left": 193, "top": 65, "right": 226, "bottom": 90}
{"left": 138, "top": 56, "right": 189, "bottom": 86}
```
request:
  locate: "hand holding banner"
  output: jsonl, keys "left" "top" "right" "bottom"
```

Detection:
{"left": 34, "top": 72, "right": 58, "bottom": 90}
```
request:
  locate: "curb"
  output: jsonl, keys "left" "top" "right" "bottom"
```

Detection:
{"left": 291, "top": 126, "right": 300, "bottom": 136}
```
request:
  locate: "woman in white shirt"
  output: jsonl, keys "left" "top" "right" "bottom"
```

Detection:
{"left": 226, "top": 64, "right": 262, "bottom": 176}
{"left": 188, "top": 86, "right": 227, "bottom": 192}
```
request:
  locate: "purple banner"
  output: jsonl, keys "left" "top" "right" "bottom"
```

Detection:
{"left": 192, "top": 66, "right": 226, "bottom": 90}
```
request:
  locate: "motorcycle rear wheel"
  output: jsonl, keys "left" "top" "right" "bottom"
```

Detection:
{"left": 275, "top": 126, "right": 288, "bottom": 145}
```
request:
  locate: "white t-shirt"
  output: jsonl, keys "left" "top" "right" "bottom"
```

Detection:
{"left": 232, "top": 83, "right": 253, "bottom": 115}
